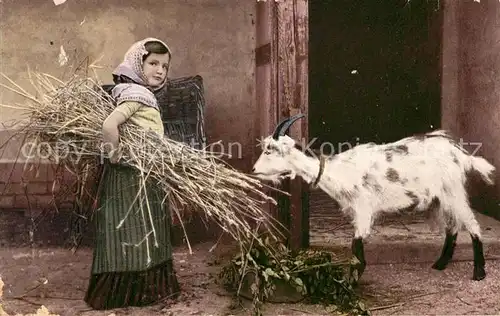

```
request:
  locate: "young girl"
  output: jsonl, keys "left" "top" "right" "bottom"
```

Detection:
{"left": 84, "top": 38, "right": 180, "bottom": 310}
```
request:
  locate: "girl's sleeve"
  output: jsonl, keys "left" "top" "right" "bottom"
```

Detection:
{"left": 112, "top": 101, "right": 143, "bottom": 120}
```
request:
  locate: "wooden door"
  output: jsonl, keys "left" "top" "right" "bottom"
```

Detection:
{"left": 255, "top": 0, "right": 309, "bottom": 250}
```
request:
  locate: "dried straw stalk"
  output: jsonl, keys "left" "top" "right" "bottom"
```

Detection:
{"left": 0, "top": 71, "right": 287, "bottom": 255}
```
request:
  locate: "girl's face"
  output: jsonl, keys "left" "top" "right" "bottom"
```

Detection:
{"left": 142, "top": 53, "right": 170, "bottom": 88}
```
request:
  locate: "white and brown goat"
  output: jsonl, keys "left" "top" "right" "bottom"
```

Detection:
{"left": 252, "top": 113, "right": 496, "bottom": 281}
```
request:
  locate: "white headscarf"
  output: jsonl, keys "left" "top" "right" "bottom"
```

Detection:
{"left": 111, "top": 37, "right": 172, "bottom": 110}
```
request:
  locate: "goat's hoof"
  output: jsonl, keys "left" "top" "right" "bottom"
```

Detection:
{"left": 348, "top": 272, "right": 360, "bottom": 287}
{"left": 431, "top": 259, "right": 448, "bottom": 271}
{"left": 473, "top": 267, "right": 486, "bottom": 281}
{"left": 348, "top": 264, "right": 365, "bottom": 286}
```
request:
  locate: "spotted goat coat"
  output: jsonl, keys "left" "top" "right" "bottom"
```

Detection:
{"left": 252, "top": 128, "right": 495, "bottom": 282}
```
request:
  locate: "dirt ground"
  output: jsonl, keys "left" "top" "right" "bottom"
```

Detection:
{"left": 0, "top": 241, "right": 499, "bottom": 316}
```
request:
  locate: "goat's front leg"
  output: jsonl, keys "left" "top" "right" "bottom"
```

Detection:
{"left": 349, "top": 237, "right": 366, "bottom": 285}
{"left": 348, "top": 210, "right": 371, "bottom": 284}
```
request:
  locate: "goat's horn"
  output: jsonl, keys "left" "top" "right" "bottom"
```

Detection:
{"left": 272, "top": 117, "right": 293, "bottom": 139}
{"left": 277, "top": 113, "right": 305, "bottom": 137}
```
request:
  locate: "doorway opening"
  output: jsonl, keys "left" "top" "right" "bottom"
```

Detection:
{"left": 307, "top": 0, "right": 443, "bottom": 213}
{"left": 309, "top": 0, "right": 443, "bottom": 151}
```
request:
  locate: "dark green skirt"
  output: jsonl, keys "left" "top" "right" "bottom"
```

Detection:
{"left": 85, "top": 163, "right": 180, "bottom": 310}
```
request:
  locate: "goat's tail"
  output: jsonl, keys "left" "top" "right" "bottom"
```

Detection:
{"left": 466, "top": 155, "right": 496, "bottom": 186}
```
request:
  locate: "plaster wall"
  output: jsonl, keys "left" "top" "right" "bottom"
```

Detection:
{"left": 0, "top": 0, "right": 257, "bottom": 170}
{"left": 441, "top": 0, "right": 500, "bottom": 215}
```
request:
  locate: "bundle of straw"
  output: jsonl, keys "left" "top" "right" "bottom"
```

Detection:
{"left": 0, "top": 71, "right": 286, "bottom": 253}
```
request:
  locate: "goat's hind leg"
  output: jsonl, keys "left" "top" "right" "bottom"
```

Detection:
{"left": 430, "top": 201, "right": 458, "bottom": 271}
{"left": 449, "top": 202, "right": 486, "bottom": 280}
{"left": 432, "top": 228, "right": 458, "bottom": 271}
{"left": 470, "top": 233, "right": 486, "bottom": 281}
{"left": 457, "top": 206, "right": 486, "bottom": 280}
{"left": 431, "top": 223, "right": 485, "bottom": 280}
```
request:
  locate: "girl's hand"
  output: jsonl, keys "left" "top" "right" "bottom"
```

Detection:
{"left": 109, "top": 144, "right": 122, "bottom": 164}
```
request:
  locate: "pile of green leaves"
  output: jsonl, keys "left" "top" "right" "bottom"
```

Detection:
{"left": 219, "top": 237, "right": 370, "bottom": 316}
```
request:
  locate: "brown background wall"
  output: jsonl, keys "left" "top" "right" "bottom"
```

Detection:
{"left": 441, "top": 0, "right": 500, "bottom": 217}
{"left": 457, "top": 0, "right": 500, "bottom": 179}
{"left": 0, "top": 0, "right": 258, "bottom": 244}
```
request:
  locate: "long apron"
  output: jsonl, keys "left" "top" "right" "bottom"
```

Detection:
{"left": 84, "top": 163, "right": 179, "bottom": 309}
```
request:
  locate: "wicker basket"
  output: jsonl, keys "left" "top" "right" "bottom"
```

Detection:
{"left": 157, "top": 75, "right": 207, "bottom": 226}
{"left": 101, "top": 74, "right": 206, "bottom": 148}
{"left": 161, "top": 75, "right": 208, "bottom": 228}
{"left": 158, "top": 75, "right": 206, "bottom": 150}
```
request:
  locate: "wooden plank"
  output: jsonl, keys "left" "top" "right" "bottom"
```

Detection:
{"left": 292, "top": 0, "right": 310, "bottom": 250}
{"left": 275, "top": 0, "right": 293, "bottom": 246}
{"left": 268, "top": 1, "right": 282, "bottom": 225}
{"left": 295, "top": 0, "right": 309, "bottom": 249}
{"left": 255, "top": 0, "right": 283, "bottom": 232}
{"left": 276, "top": 0, "right": 309, "bottom": 250}
{"left": 269, "top": 1, "right": 279, "bottom": 135}
{"left": 255, "top": 43, "right": 271, "bottom": 66}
